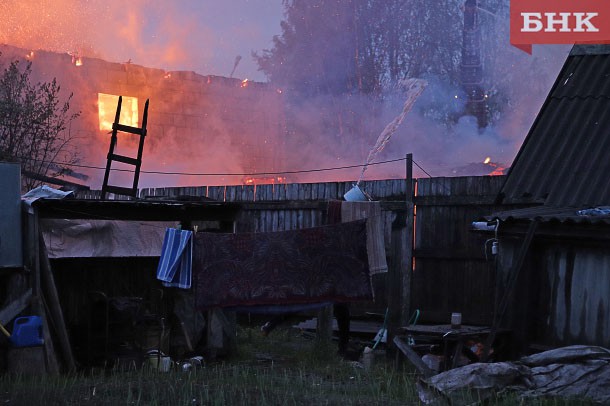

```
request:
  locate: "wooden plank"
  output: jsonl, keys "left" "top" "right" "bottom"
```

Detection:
{"left": 239, "top": 201, "right": 327, "bottom": 210}
{"left": 414, "top": 195, "right": 498, "bottom": 206}
{"left": 327, "top": 182, "right": 339, "bottom": 200}
{"left": 208, "top": 186, "right": 225, "bottom": 201}
{"left": 316, "top": 305, "right": 333, "bottom": 342}
{"left": 414, "top": 249, "right": 487, "bottom": 260}
{"left": 31, "top": 296, "right": 60, "bottom": 374}
{"left": 284, "top": 209, "right": 292, "bottom": 231}
{"left": 276, "top": 183, "right": 287, "bottom": 201}
{"left": 271, "top": 210, "right": 279, "bottom": 232}
{"left": 393, "top": 336, "right": 435, "bottom": 378}
{"left": 388, "top": 213, "right": 407, "bottom": 356}
{"left": 225, "top": 186, "right": 238, "bottom": 202}
{"left": 286, "top": 183, "right": 299, "bottom": 200}
{"left": 277, "top": 210, "right": 285, "bottom": 231}
{"left": 0, "top": 289, "right": 32, "bottom": 325}
{"left": 39, "top": 236, "right": 76, "bottom": 371}
{"left": 291, "top": 210, "right": 298, "bottom": 230}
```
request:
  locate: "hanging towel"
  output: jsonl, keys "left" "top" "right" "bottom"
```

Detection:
{"left": 156, "top": 228, "right": 193, "bottom": 289}
{"left": 341, "top": 201, "right": 388, "bottom": 275}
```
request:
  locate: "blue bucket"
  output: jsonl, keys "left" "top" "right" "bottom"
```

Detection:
{"left": 10, "top": 316, "right": 44, "bottom": 347}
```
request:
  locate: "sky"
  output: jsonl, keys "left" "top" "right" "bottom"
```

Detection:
{"left": 0, "top": 0, "right": 571, "bottom": 186}
{"left": 0, "top": 0, "right": 284, "bottom": 81}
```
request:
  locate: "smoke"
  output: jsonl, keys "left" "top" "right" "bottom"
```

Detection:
{"left": 278, "top": 5, "right": 570, "bottom": 183}
{"left": 0, "top": 0, "right": 280, "bottom": 81}
{"left": 0, "top": 1, "right": 571, "bottom": 189}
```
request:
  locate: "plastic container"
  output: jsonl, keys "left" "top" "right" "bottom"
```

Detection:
{"left": 343, "top": 184, "right": 369, "bottom": 202}
{"left": 10, "top": 316, "right": 44, "bottom": 347}
{"left": 451, "top": 312, "right": 462, "bottom": 330}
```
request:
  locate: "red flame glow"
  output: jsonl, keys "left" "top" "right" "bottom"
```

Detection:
{"left": 483, "top": 157, "right": 506, "bottom": 176}
{"left": 243, "top": 176, "right": 286, "bottom": 185}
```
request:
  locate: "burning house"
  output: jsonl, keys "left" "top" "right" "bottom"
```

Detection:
{"left": 0, "top": 44, "right": 287, "bottom": 188}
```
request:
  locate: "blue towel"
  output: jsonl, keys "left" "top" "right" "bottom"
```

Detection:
{"left": 156, "top": 228, "right": 193, "bottom": 289}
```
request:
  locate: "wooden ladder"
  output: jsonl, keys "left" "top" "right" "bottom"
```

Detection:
{"left": 101, "top": 96, "right": 149, "bottom": 200}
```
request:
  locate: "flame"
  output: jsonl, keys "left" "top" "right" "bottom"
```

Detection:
{"left": 242, "top": 176, "right": 286, "bottom": 185}
{"left": 483, "top": 157, "right": 507, "bottom": 176}
{"left": 164, "top": 72, "right": 172, "bottom": 79}
{"left": 241, "top": 78, "right": 249, "bottom": 88}
{"left": 25, "top": 51, "right": 34, "bottom": 59}
{"left": 74, "top": 57, "right": 83, "bottom": 66}
{"left": 488, "top": 166, "right": 506, "bottom": 176}
{"left": 97, "top": 93, "right": 139, "bottom": 131}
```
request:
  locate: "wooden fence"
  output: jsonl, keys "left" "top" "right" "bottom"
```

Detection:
{"left": 412, "top": 176, "right": 509, "bottom": 325}
{"left": 76, "top": 176, "right": 510, "bottom": 325}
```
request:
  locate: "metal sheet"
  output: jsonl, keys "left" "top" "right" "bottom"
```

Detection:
{"left": 0, "top": 163, "right": 22, "bottom": 267}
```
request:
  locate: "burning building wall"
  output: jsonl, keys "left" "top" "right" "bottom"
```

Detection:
{"left": 0, "top": 44, "right": 286, "bottom": 188}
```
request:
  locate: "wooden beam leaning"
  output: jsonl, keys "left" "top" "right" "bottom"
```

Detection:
{"left": 393, "top": 336, "right": 435, "bottom": 378}
{"left": 0, "top": 289, "right": 32, "bottom": 326}
{"left": 39, "top": 234, "right": 77, "bottom": 371}
{"left": 481, "top": 219, "right": 539, "bottom": 362}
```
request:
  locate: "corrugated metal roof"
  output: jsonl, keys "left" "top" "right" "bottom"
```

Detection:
{"left": 498, "top": 45, "right": 610, "bottom": 207}
{"left": 486, "top": 205, "right": 610, "bottom": 225}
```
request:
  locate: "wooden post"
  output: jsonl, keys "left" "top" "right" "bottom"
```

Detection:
{"left": 387, "top": 154, "right": 414, "bottom": 359}
{"left": 403, "top": 153, "right": 414, "bottom": 325}
{"left": 316, "top": 305, "right": 334, "bottom": 343}
{"left": 24, "top": 209, "right": 59, "bottom": 373}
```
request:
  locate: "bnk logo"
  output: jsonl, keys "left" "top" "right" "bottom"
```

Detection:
{"left": 521, "top": 13, "right": 599, "bottom": 33}
{"left": 511, "top": 0, "right": 610, "bottom": 53}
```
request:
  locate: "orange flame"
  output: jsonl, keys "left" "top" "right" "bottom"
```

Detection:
{"left": 242, "top": 176, "right": 286, "bottom": 185}
{"left": 483, "top": 157, "right": 491, "bottom": 164}
{"left": 75, "top": 57, "right": 83, "bottom": 66}
{"left": 241, "top": 78, "right": 249, "bottom": 88}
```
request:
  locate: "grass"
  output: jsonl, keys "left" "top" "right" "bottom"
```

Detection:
{"left": 0, "top": 325, "right": 601, "bottom": 405}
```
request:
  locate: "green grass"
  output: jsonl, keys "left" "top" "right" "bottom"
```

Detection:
{"left": 0, "top": 326, "right": 600, "bottom": 405}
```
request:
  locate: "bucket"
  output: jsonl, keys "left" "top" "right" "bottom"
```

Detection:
{"left": 10, "top": 316, "right": 44, "bottom": 347}
{"left": 343, "top": 184, "right": 369, "bottom": 202}
{"left": 146, "top": 350, "right": 173, "bottom": 372}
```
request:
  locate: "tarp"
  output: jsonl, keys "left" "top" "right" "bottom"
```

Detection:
{"left": 418, "top": 345, "right": 610, "bottom": 405}
{"left": 41, "top": 219, "right": 176, "bottom": 258}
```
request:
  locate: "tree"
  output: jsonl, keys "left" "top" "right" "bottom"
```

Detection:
{"left": 255, "top": 0, "right": 360, "bottom": 98}
{"left": 254, "top": 0, "right": 465, "bottom": 97}
{"left": 0, "top": 55, "right": 80, "bottom": 191}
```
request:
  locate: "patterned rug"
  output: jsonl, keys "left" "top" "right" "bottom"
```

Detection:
{"left": 193, "top": 220, "right": 372, "bottom": 309}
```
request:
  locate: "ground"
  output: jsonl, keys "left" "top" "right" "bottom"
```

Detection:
{"left": 0, "top": 322, "right": 599, "bottom": 405}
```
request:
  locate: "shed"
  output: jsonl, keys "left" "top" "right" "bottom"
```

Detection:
{"left": 11, "top": 195, "right": 241, "bottom": 371}
{"left": 488, "top": 44, "right": 610, "bottom": 353}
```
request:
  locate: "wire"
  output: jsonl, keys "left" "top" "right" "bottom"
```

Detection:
{"left": 412, "top": 159, "right": 434, "bottom": 178}
{"left": 15, "top": 156, "right": 409, "bottom": 177}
